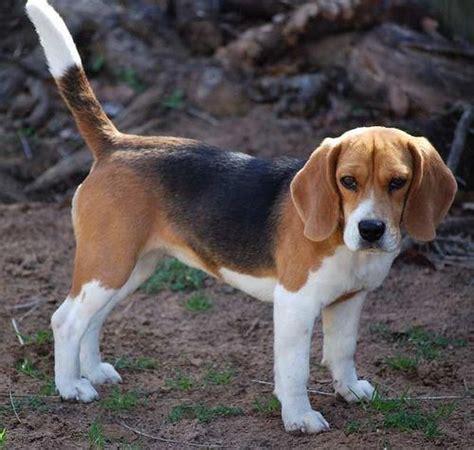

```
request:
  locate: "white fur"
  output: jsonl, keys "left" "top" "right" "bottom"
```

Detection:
{"left": 220, "top": 268, "right": 276, "bottom": 302}
{"left": 52, "top": 281, "right": 115, "bottom": 402}
{"left": 321, "top": 291, "right": 374, "bottom": 402}
{"left": 26, "top": 0, "right": 82, "bottom": 78}
{"left": 273, "top": 245, "right": 396, "bottom": 433}
{"left": 52, "top": 252, "right": 159, "bottom": 401}
{"left": 344, "top": 193, "right": 376, "bottom": 251}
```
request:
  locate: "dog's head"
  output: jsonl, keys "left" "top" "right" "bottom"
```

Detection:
{"left": 290, "top": 127, "right": 457, "bottom": 252}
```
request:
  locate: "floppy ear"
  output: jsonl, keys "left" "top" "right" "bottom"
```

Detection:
{"left": 290, "top": 138, "right": 341, "bottom": 241}
{"left": 403, "top": 137, "right": 457, "bottom": 241}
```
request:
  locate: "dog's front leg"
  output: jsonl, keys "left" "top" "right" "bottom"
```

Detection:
{"left": 273, "top": 284, "right": 329, "bottom": 434}
{"left": 321, "top": 291, "right": 374, "bottom": 402}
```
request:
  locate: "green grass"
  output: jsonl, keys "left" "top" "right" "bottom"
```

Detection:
{"left": 20, "top": 329, "right": 53, "bottom": 346}
{"left": 184, "top": 293, "right": 212, "bottom": 313}
{"left": 90, "top": 54, "right": 106, "bottom": 74}
{"left": 113, "top": 356, "right": 159, "bottom": 371}
{"left": 162, "top": 89, "right": 185, "bottom": 110}
{"left": 403, "top": 326, "right": 466, "bottom": 361}
{"left": 204, "top": 368, "right": 234, "bottom": 385}
{"left": 360, "top": 392, "right": 456, "bottom": 438}
{"left": 384, "top": 355, "right": 419, "bottom": 372}
{"left": 0, "top": 429, "right": 6, "bottom": 448}
{"left": 16, "top": 358, "right": 44, "bottom": 379}
{"left": 99, "top": 388, "right": 143, "bottom": 412}
{"left": 142, "top": 259, "right": 206, "bottom": 294}
{"left": 88, "top": 420, "right": 106, "bottom": 449}
{"left": 167, "top": 404, "right": 243, "bottom": 424}
{"left": 344, "top": 419, "right": 362, "bottom": 435}
{"left": 253, "top": 395, "right": 280, "bottom": 414}
{"left": 116, "top": 67, "right": 145, "bottom": 92}
{"left": 15, "top": 358, "right": 56, "bottom": 396}
{"left": 39, "top": 379, "right": 56, "bottom": 396}
{"left": 166, "top": 371, "right": 195, "bottom": 391}
{"left": 371, "top": 324, "right": 466, "bottom": 361}
{"left": 0, "top": 396, "right": 49, "bottom": 417}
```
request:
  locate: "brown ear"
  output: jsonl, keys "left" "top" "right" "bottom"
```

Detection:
{"left": 290, "top": 138, "right": 341, "bottom": 241}
{"left": 403, "top": 137, "right": 457, "bottom": 241}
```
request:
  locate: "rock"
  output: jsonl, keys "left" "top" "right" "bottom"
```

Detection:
{"left": 347, "top": 23, "right": 474, "bottom": 115}
{"left": 10, "top": 94, "right": 37, "bottom": 118}
{"left": 187, "top": 66, "right": 251, "bottom": 117}
{"left": 250, "top": 73, "right": 329, "bottom": 117}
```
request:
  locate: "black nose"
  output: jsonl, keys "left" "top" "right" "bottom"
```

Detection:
{"left": 358, "top": 220, "right": 386, "bottom": 242}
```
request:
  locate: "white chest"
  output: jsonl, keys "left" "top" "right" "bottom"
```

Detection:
{"left": 301, "top": 246, "right": 397, "bottom": 306}
{"left": 218, "top": 246, "right": 396, "bottom": 304}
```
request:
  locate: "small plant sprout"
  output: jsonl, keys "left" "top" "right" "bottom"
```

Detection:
{"left": 167, "top": 403, "right": 243, "bottom": 424}
{"left": 88, "top": 420, "right": 106, "bottom": 449}
{"left": 184, "top": 293, "right": 213, "bottom": 313}
{"left": 205, "top": 368, "right": 234, "bottom": 385}
{"left": 253, "top": 395, "right": 280, "bottom": 414}
{"left": 99, "top": 388, "right": 143, "bottom": 412}
{"left": 165, "top": 371, "right": 195, "bottom": 391}
{"left": 142, "top": 258, "right": 205, "bottom": 294}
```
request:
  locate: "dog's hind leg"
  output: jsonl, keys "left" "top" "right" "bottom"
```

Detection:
{"left": 52, "top": 173, "right": 157, "bottom": 401}
{"left": 79, "top": 251, "right": 159, "bottom": 385}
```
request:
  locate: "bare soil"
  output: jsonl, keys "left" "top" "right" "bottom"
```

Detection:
{"left": 1, "top": 1, "right": 473, "bottom": 447}
{"left": 0, "top": 201, "right": 473, "bottom": 449}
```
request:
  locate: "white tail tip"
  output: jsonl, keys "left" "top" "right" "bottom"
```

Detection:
{"left": 26, "top": 0, "right": 81, "bottom": 78}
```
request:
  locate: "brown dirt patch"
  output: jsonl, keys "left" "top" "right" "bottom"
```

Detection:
{"left": 0, "top": 202, "right": 473, "bottom": 449}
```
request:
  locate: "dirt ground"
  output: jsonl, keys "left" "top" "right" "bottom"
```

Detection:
{"left": 1, "top": 1, "right": 474, "bottom": 448}
{"left": 0, "top": 201, "right": 473, "bottom": 449}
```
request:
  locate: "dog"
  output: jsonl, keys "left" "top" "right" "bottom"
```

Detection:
{"left": 26, "top": 0, "right": 457, "bottom": 434}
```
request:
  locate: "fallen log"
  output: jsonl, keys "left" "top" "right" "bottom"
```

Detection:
{"left": 216, "top": 0, "right": 386, "bottom": 72}
{"left": 346, "top": 23, "right": 474, "bottom": 116}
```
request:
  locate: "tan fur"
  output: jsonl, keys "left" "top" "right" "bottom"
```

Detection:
{"left": 68, "top": 127, "right": 456, "bottom": 300}
{"left": 404, "top": 137, "right": 457, "bottom": 241}
{"left": 275, "top": 195, "right": 343, "bottom": 292}
{"left": 290, "top": 138, "right": 342, "bottom": 242}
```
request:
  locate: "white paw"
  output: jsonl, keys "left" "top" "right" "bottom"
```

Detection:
{"left": 56, "top": 378, "right": 99, "bottom": 402}
{"left": 283, "top": 409, "right": 330, "bottom": 434}
{"left": 81, "top": 362, "right": 122, "bottom": 385}
{"left": 335, "top": 379, "right": 375, "bottom": 403}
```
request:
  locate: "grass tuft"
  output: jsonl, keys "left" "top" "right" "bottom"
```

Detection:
{"left": 22, "top": 329, "right": 53, "bottom": 346}
{"left": 16, "top": 358, "right": 44, "bottom": 379}
{"left": 253, "top": 395, "right": 280, "bottom": 414}
{"left": 167, "top": 403, "right": 243, "bottom": 423}
{"left": 384, "top": 354, "right": 419, "bottom": 372}
{"left": 371, "top": 324, "right": 466, "bottom": 361}
{"left": 184, "top": 293, "right": 212, "bottom": 313}
{"left": 142, "top": 259, "right": 205, "bottom": 294}
{"left": 0, "top": 429, "right": 6, "bottom": 448}
{"left": 344, "top": 419, "right": 362, "bottom": 435}
{"left": 162, "top": 89, "right": 185, "bottom": 110}
{"left": 205, "top": 368, "right": 234, "bottom": 385}
{"left": 116, "top": 67, "right": 145, "bottom": 92}
{"left": 403, "top": 326, "right": 466, "bottom": 361}
{"left": 99, "top": 388, "right": 143, "bottom": 412}
{"left": 166, "top": 371, "right": 195, "bottom": 391}
{"left": 363, "top": 391, "right": 456, "bottom": 438}
{"left": 113, "top": 356, "right": 159, "bottom": 371}
{"left": 88, "top": 420, "right": 106, "bottom": 449}
{"left": 15, "top": 358, "right": 56, "bottom": 396}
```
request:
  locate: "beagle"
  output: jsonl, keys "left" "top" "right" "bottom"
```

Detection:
{"left": 27, "top": 0, "right": 457, "bottom": 434}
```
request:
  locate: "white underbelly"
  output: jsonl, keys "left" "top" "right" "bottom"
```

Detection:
{"left": 220, "top": 268, "right": 276, "bottom": 302}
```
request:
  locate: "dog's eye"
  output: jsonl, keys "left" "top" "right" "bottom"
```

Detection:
{"left": 340, "top": 176, "right": 357, "bottom": 191}
{"left": 389, "top": 177, "right": 407, "bottom": 192}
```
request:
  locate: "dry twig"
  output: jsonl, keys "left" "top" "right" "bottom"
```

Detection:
{"left": 447, "top": 104, "right": 474, "bottom": 173}
{"left": 11, "top": 319, "right": 25, "bottom": 346}
{"left": 116, "top": 420, "right": 224, "bottom": 448}
{"left": 9, "top": 392, "right": 21, "bottom": 423}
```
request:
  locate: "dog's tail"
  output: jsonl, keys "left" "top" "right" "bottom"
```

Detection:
{"left": 26, "top": 0, "right": 119, "bottom": 159}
